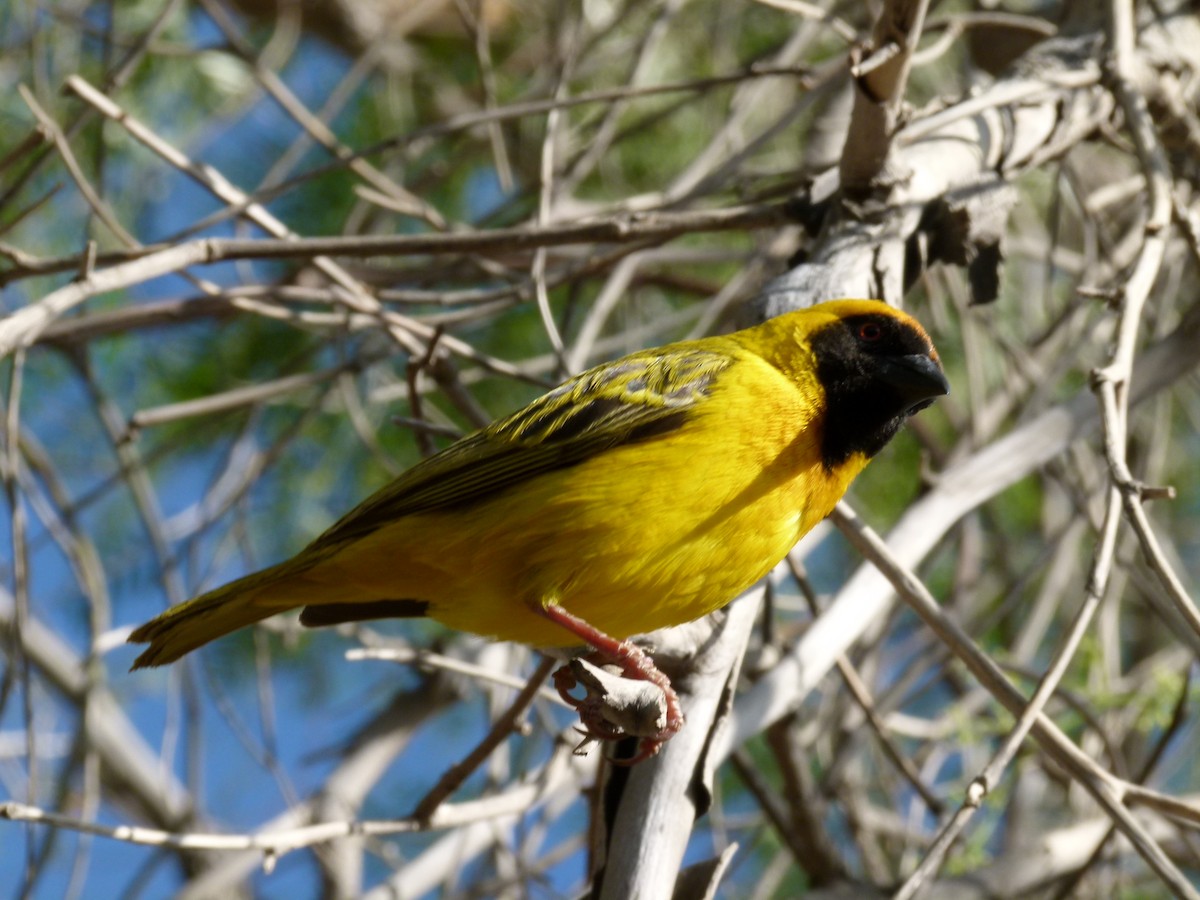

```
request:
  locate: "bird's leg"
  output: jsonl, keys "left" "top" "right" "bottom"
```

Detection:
{"left": 540, "top": 603, "right": 683, "bottom": 762}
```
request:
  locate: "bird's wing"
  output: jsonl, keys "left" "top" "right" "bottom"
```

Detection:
{"left": 307, "top": 344, "right": 733, "bottom": 548}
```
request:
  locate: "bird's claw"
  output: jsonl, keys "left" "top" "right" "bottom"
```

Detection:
{"left": 552, "top": 656, "right": 682, "bottom": 762}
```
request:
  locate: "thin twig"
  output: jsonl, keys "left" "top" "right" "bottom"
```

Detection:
{"left": 828, "top": 504, "right": 1199, "bottom": 899}
{"left": 894, "top": 485, "right": 1123, "bottom": 898}
{"left": 410, "top": 656, "right": 556, "bottom": 823}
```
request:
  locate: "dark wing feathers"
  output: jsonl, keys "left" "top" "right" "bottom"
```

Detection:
{"left": 306, "top": 346, "right": 731, "bottom": 550}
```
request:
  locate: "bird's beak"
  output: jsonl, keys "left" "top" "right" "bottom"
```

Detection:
{"left": 881, "top": 353, "right": 950, "bottom": 414}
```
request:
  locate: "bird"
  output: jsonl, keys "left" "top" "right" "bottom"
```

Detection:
{"left": 128, "top": 299, "right": 948, "bottom": 759}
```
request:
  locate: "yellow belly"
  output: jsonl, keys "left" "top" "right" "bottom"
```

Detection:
{"left": 301, "top": 357, "right": 865, "bottom": 646}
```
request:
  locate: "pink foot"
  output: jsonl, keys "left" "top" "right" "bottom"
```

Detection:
{"left": 541, "top": 604, "right": 684, "bottom": 762}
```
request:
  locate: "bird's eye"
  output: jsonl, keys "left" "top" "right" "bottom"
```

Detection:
{"left": 858, "top": 321, "right": 884, "bottom": 342}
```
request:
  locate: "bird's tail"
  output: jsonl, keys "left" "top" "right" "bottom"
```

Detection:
{"left": 128, "top": 557, "right": 320, "bottom": 669}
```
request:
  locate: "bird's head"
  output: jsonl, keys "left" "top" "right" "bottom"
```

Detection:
{"left": 805, "top": 299, "right": 949, "bottom": 467}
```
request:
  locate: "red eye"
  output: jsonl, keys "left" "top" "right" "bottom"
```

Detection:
{"left": 858, "top": 321, "right": 883, "bottom": 342}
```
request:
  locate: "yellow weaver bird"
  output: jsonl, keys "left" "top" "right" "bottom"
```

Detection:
{"left": 129, "top": 299, "right": 948, "bottom": 757}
